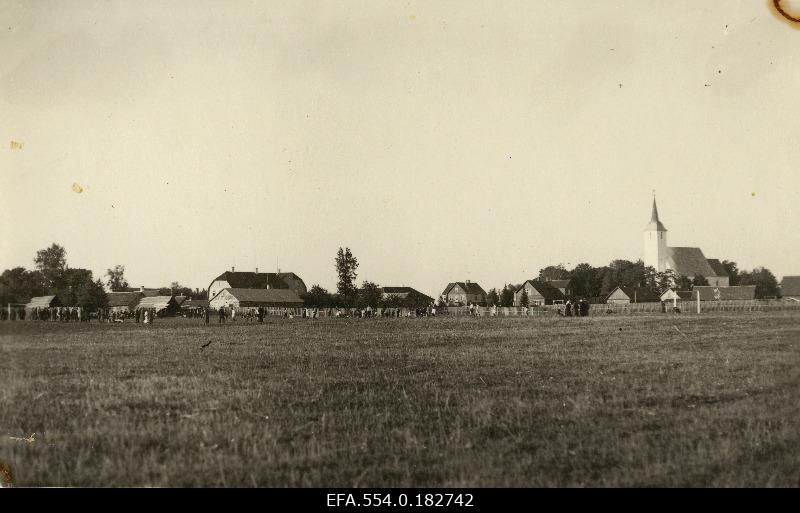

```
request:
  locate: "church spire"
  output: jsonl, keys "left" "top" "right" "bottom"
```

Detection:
{"left": 645, "top": 194, "right": 667, "bottom": 232}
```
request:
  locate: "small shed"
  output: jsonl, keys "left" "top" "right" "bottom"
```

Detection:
{"left": 106, "top": 292, "right": 142, "bottom": 313}
{"left": 135, "top": 296, "right": 179, "bottom": 316}
{"left": 605, "top": 286, "right": 660, "bottom": 304}
{"left": 25, "top": 295, "right": 61, "bottom": 311}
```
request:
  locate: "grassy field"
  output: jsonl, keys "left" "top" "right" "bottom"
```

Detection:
{"left": 1, "top": 312, "right": 799, "bottom": 487}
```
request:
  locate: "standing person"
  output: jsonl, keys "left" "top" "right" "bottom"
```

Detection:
{"left": 230, "top": 307, "right": 236, "bottom": 322}
{"left": 565, "top": 300, "right": 573, "bottom": 317}
{"left": 143, "top": 309, "right": 150, "bottom": 324}
{"left": 136, "top": 308, "right": 141, "bottom": 323}
{"left": 257, "top": 306, "right": 264, "bottom": 323}
{"left": 205, "top": 307, "right": 210, "bottom": 325}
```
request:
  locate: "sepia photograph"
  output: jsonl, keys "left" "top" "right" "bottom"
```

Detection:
{"left": 2, "top": 0, "right": 799, "bottom": 497}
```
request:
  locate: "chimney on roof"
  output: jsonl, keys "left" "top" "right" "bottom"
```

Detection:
{"left": 140, "top": 285, "right": 144, "bottom": 293}
{"left": 466, "top": 280, "right": 471, "bottom": 284}
{"left": 232, "top": 266, "right": 235, "bottom": 272}
{"left": 255, "top": 267, "right": 258, "bottom": 274}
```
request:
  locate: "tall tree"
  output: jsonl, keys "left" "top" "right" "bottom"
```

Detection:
{"left": 537, "top": 265, "right": 570, "bottom": 281}
{"left": 739, "top": 267, "right": 778, "bottom": 299}
{"left": 499, "top": 285, "right": 515, "bottom": 307}
{"left": 76, "top": 279, "right": 108, "bottom": 311}
{"left": 105, "top": 265, "right": 129, "bottom": 292}
{"left": 692, "top": 274, "right": 709, "bottom": 286}
{"left": 303, "top": 284, "right": 332, "bottom": 308}
{"left": 34, "top": 243, "right": 67, "bottom": 289}
{"left": 721, "top": 260, "right": 739, "bottom": 286}
{"left": 520, "top": 289, "right": 529, "bottom": 307}
{"left": 0, "top": 267, "right": 46, "bottom": 304}
{"left": 335, "top": 247, "right": 359, "bottom": 300}
{"left": 357, "top": 281, "right": 382, "bottom": 308}
{"left": 486, "top": 288, "right": 500, "bottom": 306}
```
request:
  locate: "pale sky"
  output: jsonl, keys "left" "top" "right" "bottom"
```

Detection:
{"left": 3, "top": 0, "right": 800, "bottom": 298}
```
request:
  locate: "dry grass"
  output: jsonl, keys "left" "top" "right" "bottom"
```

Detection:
{"left": 1, "top": 312, "right": 799, "bottom": 487}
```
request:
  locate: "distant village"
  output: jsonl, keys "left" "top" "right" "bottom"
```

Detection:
{"left": 2, "top": 198, "right": 799, "bottom": 320}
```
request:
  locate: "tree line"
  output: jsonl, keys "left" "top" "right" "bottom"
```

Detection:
{"left": 480, "top": 259, "right": 779, "bottom": 307}
{"left": 0, "top": 243, "right": 206, "bottom": 310}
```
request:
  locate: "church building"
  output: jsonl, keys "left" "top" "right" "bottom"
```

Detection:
{"left": 643, "top": 198, "right": 729, "bottom": 287}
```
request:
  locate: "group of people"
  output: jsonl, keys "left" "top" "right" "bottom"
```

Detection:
{"left": 560, "top": 299, "right": 590, "bottom": 317}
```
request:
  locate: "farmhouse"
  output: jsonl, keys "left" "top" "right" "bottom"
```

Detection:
{"left": 779, "top": 276, "right": 800, "bottom": 300}
{"left": 513, "top": 280, "right": 565, "bottom": 306}
{"left": 209, "top": 288, "right": 304, "bottom": 309}
{"left": 692, "top": 285, "right": 756, "bottom": 301}
{"left": 207, "top": 268, "right": 307, "bottom": 301}
{"left": 644, "top": 198, "right": 729, "bottom": 287}
{"left": 135, "top": 296, "right": 179, "bottom": 316}
{"left": 441, "top": 281, "right": 487, "bottom": 306}
{"left": 106, "top": 291, "right": 143, "bottom": 313}
{"left": 379, "top": 287, "right": 434, "bottom": 308}
{"left": 605, "top": 286, "right": 660, "bottom": 304}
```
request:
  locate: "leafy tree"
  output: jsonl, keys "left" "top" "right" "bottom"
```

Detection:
{"left": 335, "top": 247, "right": 359, "bottom": 302}
{"left": 569, "top": 263, "right": 601, "bottom": 298}
{"left": 538, "top": 265, "right": 570, "bottom": 281}
{"left": 520, "top": 289, "right": 529, "bottom": 307}
{"left": 357, "top": 281, "right": 382, "bottom": 308}
{"left": 105, "top": 265, "right": 129, "bottom": 292}
{"left": 303, "top": 285, "right": 332, "bottom": 308}
{"left": 499, "top": 285, "right": 515, "bottom": 307}
{"left": 34, "top": 243, "right": 67, "bottom": 288}
{"left": 675, "top": 275, "right": 693, "bottom": 290}
{"left": 486, "top": 288, "right": 500, "bottom": 306}
{"left": 76, "top": 279, "right": 108, "bottom": 311}
{"left": 0, "top": 267, "right": 46, "bottom": 304}
{"left": 692, "top": 274, "right": 709, "bottom": 286}
{"left": 739, "top": 267, "right": 778, "bottom": 299}
{"left": 721, "top": 260, "right": 739, "bottom": 286}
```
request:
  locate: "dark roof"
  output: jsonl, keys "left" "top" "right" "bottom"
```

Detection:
{"left": 644, "top": 198, "right": 667, "bottom": 232}
{"left": 222, "top": 288, "right": 303, "bottom": 304}
{"left": 705, "top": 259, "right": 729, "bottom": 278}
{"left": 106, "top": 292, "right": 142, "bottom": 308}
{"left": 693, "top": 285, "right": 756, "bottom": 301}
{"left": 606, "top": 286, "right": 660, "bottom": 303}
{"left": 181, "top": 299, "right": 208, "bottom": 309}
{"left": 779, "top": 276, "right": 800, "bottom": 296}
{"left": 382, "top": 287, "right": 414, "bottom": 294}
{"left": 517, "top": 280, "right": 565, "bottom": 301}
{"left": 174, "top": 296, "right": 188, "bottom": 306}
{"left": 442, "top": 282, "right": 487, "bottom": 296}
{"left": 211, "top": 271, "right": 291, "bottom": 290}
{"left": 547, "top": 279, "right": 571, "bottom": 289}
{"left": 666, "top": 247, "right": 719, "bottom": 278}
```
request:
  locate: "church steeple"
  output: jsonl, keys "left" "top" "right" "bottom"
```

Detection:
{"left": 645, "top": 194, "right": 667, "bottom": 232}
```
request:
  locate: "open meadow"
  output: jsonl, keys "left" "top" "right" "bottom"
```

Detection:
{"left": 1, "top": 312, "right": 799, "bottom": 487}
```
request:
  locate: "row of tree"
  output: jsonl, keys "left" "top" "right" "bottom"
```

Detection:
{"left": 482, "top": 259, "right": 778, "bottom": 304}
{"left": 0, "top": 243, "right": 207, "bottom": 310}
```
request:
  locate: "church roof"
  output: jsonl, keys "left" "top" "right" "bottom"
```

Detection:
{"left": 666, "top": 247, "right": 720, "bottom": 278}
{"left": 644, "top": 197, "right": 667, "bottom": 232}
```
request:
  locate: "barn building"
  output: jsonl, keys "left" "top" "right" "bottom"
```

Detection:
{"left": 106, "top": 291, "right": 143, "bottom": 313}
{"left": 513, "top": 280, "right": 565, "bottom": 306}
{"left": 605, "top": 286, "right": 660, "bottom": 304}
{"left": 209, "top": 288, "right": 304, "bottom": 310}
{"left": 644, "top": 197, "right": 729, "bottom": 287}
{"left": 25, "top": 295, "right": 61, "bottom": 312}
{"left": 135, "top": 296, "right": 179, "bottom": 316}
{"left": 779, "top": 276, "right": 800, "bottom": 300}
{"left": 440, "top": 281, "right": 487, "bottom": 306}
{"left": 692, "top": 285, "right": 756, "bottom": 301}
{"left": 207, "top": 268, "right": 307, "bottom": 302}
{"left": 546, "top": 279, "right": 572, "bottom": 297}
{"left": 379, "top": 287, "right": 435, "bottom": 308}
